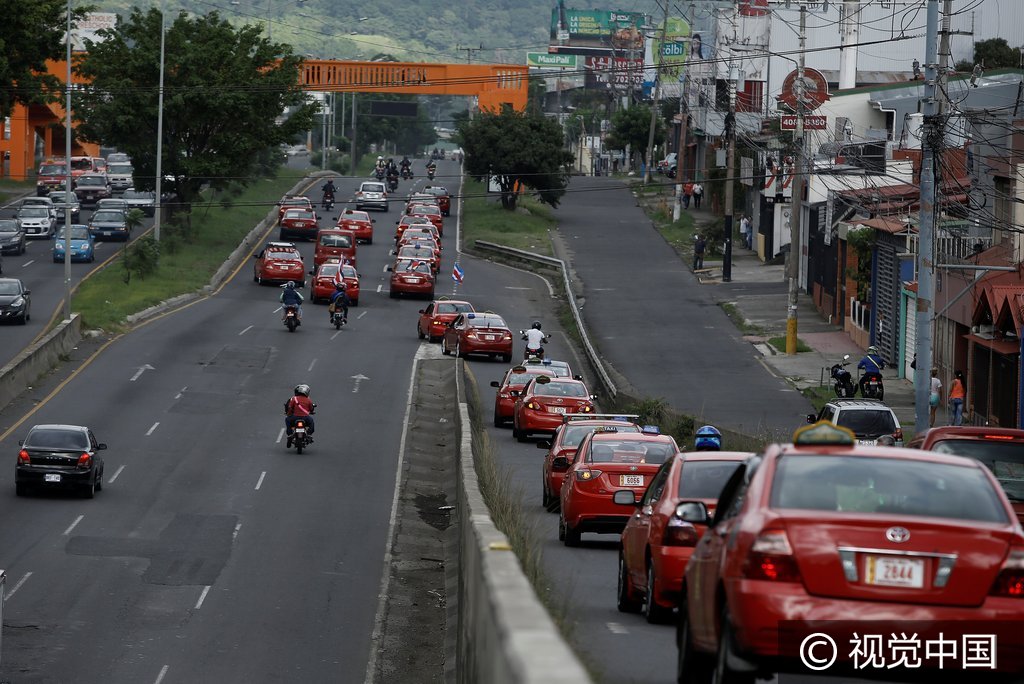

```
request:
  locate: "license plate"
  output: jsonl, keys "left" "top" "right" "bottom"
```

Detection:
{"left": 482, "top": 335, "right": 496, "bottom": 341}
{"left": 550, "top": 406, "right": 566, "bottom": 414}
{"left": 619, "top": 475, "right": 644, "bottom": 487}
{"left": 865, "top": 556, "right": 924, "bottom": 588}
{"left": 44, "top": 473, "right": 61, "bottom": 483}
{"left": 103, "top": 231, "right": 112, "bottom": 236}
{"left": 407, "top": 278, "right": 421, "bottom": 283}
{"left": 858, "top": 439, "right": 876, "bottom": 446}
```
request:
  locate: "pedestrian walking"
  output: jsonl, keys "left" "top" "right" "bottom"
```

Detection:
{"left": 745, "top": 215, "right": 754, "bottom": 249}
{"left": 692, "top": 182, "right": 703, "bottom": 209}
{"left": 948, "top": 370, "right": 965, "bottom": 426}
{"left": 693, "top": 234, "right": 706, "bottom": 270}
{"left": 929, "top": 368, "right": 942, "bottom": 427}
{"left": 683, "top": 180, "right": 694, "bottom": 209}
{"left": 739, "top": 216, "right": 750, "bottom": 250}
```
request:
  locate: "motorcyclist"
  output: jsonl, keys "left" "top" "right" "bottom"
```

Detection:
{"left": 400, "top": 156, "right": 412, "bottom": 172}
{"left": 426, "top": 159, "right": 437, "bottom": 176}
{"left": 284, "top": 384, "right": 315, "bottom": 445}
{"left": 375, "top": 156, "right": 386, "bottom": 178}
{"left": 857, "top": 345, "right": 886, "bottom": 396}
{"left": 693, "top": 425, "right": 722, "bottom": 451}
{"left": 321, "top": 179, "right": 336, "bottom": 204}
{"left": 328, "top": 281, "right": 351, "bottom": 324}
{"left": 280, "top": 281, "right": 304, "bottom": 322}
{"left": 386, "top": 158, "right": 398, "bottom": 175}
{"left": 522, "top": 321, "right": 548, "bottom": 359}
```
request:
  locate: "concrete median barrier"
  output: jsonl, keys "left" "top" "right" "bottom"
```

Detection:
{"left": 0, "top": 314, "right": 82, "bottom": 412}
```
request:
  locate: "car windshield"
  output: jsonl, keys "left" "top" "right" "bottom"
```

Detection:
{"left": 561, "top": 424, "right": 640, "bottom": 447}
{"left": 70, "top": 158, "right": 93, "bottom": 171}
{"left": 284, "top": 210, "right": 313, "bottom": 220}
{"left": 770, "top": 455, "right": 1008, "bottom": 523}
{"left": 678, "top": 460, "right": 743, "bottom": 498}
{"left": 39, "top": 164, "right": 66, "bottom": 175}
{"left": 835, "top": 409, "right": 897, "bottom": 438}
{"left": 412, "top": 206, "right": 440, "bottom": 215}
{"left": 56, "top": 226, "right": 90, "bottom": 240}
{"left": 49, "top": 193, "right": 75, "bottom": 203}
{"left": 268, "top": 250, "right": 299, "bottom": 261}
{"left": 92, "top": 211, "right": 124, "bottom": 222}
{"left": 0, "top": 281, "right": 22, "bottom": 295}
{"left": 437, "top": 302, "right": 472, "bottom": 315}
{"left": 20, "top": 207, "right": 49, "bottom": 217}
{"left": 25, "top": 428, "right": 88, "bottom": 449}
{"left": 930, "top": 439, "right": 1024, "bottom": 503}
{"left": 535, "top": 382, "right": 589, "bottom": 398}
{"left": 468, "top": 315, "right": 506, "bottom": 328}
{"left": 23, "top": 199, "right": 51, "bottom": 208}
{"left": 318, "top": 264, "right": 340, "bottom": 277}
{"left": 0, "top": 220, "right": 19, "bottom": 233}
{"left": 341, "top": 212, "right": 369, "bottom": 221}
{"left": 108, "top": 164, "right": 133, "bottom": 174}
{"left": 78, "top": 176, "right": 105, "bottom": 186}
{"left": 97, "top": 200, "right": 126, "bottom": 208}
{"left": 587, "top": 440, "right": 674, "bottom": 465}
{"left": 320, "top": 234, "right": 352, "bottom": 248}
{"left": 399, "top": 246, "right": 431, "bottom": 257}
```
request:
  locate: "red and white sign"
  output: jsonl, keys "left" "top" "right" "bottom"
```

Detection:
{"left": 778, "top": 68, "right": 830, "bottom": 113}
{"left": 780, "top": 115, "right": 827, "bottom": 130}
{"left": 586, "top": 56, "right": 643, "bottom": 86}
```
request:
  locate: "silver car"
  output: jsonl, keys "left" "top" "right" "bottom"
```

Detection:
{"left": 106, "top": 163, "right": 134, "bottom": 192}
{"left": 17, "top": 206, "right": 55, "bottom": 238}
{"left": 0, "top": 219, "right": 26, "bottom": 255}
{"left": 354, "top": 181, "right": 388, "bottom": 212}
{"left": 96, "top": 198, "right": 129, "bottom": 214}
{"left": 47, "top": 191, "right": 81, "bottom": 221}
{"left": 122, "top": 188, "right": 156, "bottom": 217}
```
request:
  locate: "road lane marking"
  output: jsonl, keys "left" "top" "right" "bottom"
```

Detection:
{"left": 129, "top": 364, "right": 154, "bottom": 382}
{"left": 233, "top": 522, "right": 242, "bottom": 541}
{"left": 358, "top": 310, "right": 367, "bottom": 319}
{"left": 381, "top": 264, "right": 388, "bottom": 273}
{"left": 255, "top": 471, "right": 266, "bottom": 490}
{"left": 109, "top": 465, "right": 125, "bottom": 484}
{"left": 376, "top": 284, "right": 382, "bottom": 293}
{"left": 307, "top": 358, "right": 317, "bottom": 372}
{"left": 175, "top": 386, "right": 187, "bottom": 399}
{"left": 21, "top": 259, "right": 34, "bottom": 267}
{"left": 273, "top": 306, "right": 282, "bottom": 313}
{"left": 194, "top": 585, "right": 211, "bottom": 610}
{"left": 63, "top": 515, "right": 84, "bottom": 536}
{"left": 145, "top": 422, "right": 160, "bottom": 436}
{"left": 275, "top": 428, "right": 285, "bottom": 444}
{"left": 330, "top": 330, "right": 341, "bottom": 341}
{"left": 153, "top": 665, "right": 169, "bottom": 684}
{"left": 239, "top": 325, "right": 253, "bottom": 336}
{"left": 504, "top": 286, "right": 531, "bottom": 290}
{"left": 606, "top": 622, "right": 628, "bottom": 634}
{"left": 4, "top": 571, "right": 32, "bottom": 600}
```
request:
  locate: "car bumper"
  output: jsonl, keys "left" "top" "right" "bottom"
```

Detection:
{"left": 259, "top": 271, "right": 304, "bottom": 285}
{"left": 53, "top": 251, "right": 93, "bottom": 262}
{"left": 90, "top": 228, "right": 129, "bottom": 241}
{"left": 0, "top": 306, "right": 28, "bottom": 319}
{"left": 518, "top": 408, "right": 589, "bottom": 432}
{"left": 358, "top": 199, "right": 388, "bottom": 210}
{"left": 279, "top": 226, "right": 318, "bottom": 240}
{"left": 23, "top": 225, "right": 51, "bottom": 238}
{"left": 312, "top": 284, "right": 334, "bottom": 301}
{"left": 351, "top": 226, "right": 373, "bottom": 241}
{"left": 460, "top": 338, "right": 513, "bottom": 357}
{"left": 1, "top": 240, "right": 23, "bottom": 254}
{"left": 563, "top": 486, "right": 637, "bottom": 532}
{"left": 16, "top": 465, "right": 96, "bottom": 488}
{"left": 391, "top": 280, "right": 434, "bottom": 295}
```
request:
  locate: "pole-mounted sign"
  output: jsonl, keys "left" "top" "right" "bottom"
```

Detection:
{"left": 778, "top": 67, "right": 830, "bottom": 112}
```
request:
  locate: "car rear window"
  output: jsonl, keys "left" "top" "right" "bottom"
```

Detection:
{"left": 78, "top": 176, "right": 105, "bottom": 186}
{"left": 320, "top": 234, "right": 352, "bottom": 248}
{"left": 535, "top": 382, "right": 588, "bottom": 398}
{"left": 362, "top": 184, "right": 385, "bottom": 193}
{"left": 56, "top": 226, "right": 90, "bottom": 240}
{"left": 678, "top": 460, "right": 743, "bottom": 498}
{"left": 39, "top": 164, "right": 66, "bottom": 175}
{"left": 92, "top": 211, "right": 124, "bottom": 222}
{"left": 26, "top": 428, "right": 88, "bottom": 450}
{"left": 318, "top": 264, "right": 340, "bottom": 277}
{"left": 930, "top": 439, "right": 1024, "bottom": 503}
{"left": 21, "top": 207, "right": 49, "bottom": 217}
{"left": 835, "top": 409, "right": 897, "bottom": 437}
{"left": 587, "top": 440, "right": 674, "bottom": 465}
{"left": 469, "top": 316, "right": 506, "bottom": 328}
{"left": 771, "top": 455, "right": 1008, "bottom": 523}
{"left": 108, "top": 164, "right": 133, "bottom": 174}
{"left": 437, "top": 303, "right": 472, "bottom": 315}
{"left": 561, "top": 424, "right": 639, "bottom": 447}
{"left": 71, "top": 158, "right": 93, "bottom": 171}
{"left": 268, "top": 250, "right": 299, "bottom": 260}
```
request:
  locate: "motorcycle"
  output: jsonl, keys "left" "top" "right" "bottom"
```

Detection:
{"left": 860, "top": 371, "right": 885, "bottom": 401}
{"left": 289, "top": 407, "right": 316, "bottom": 453}
{"left": 830, "top": 355, "right": 857, "bottom": 398}
{"left": 520, "top": 330, "right": 549, "bottom": 360}
{"left": 427, "top": 167, "right": 436, "bottom": 180}
{"left": 283, "top": 304, "right": 301, "bottom": 332}
{"left": 387, "top": 175, "right": 399, "bottom": 193}
{"left": 331, "top": 309, "right": 347, "bottom": 330}
{"left": 401, "top": 167, "right": 413, "bottom": 180}
{"left": 322, "top": 193, "right": 335, "bottom": 211}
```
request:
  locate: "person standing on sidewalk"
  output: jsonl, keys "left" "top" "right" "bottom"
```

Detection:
{"left": 929, "top": 368, "right": 942, "bottom": 427}
{"left": 693, "top": 234, "right": 706, "bottom": 270}
{"left": 739, "top": 215, "right": 750, "bottom": 250}
{"left": 683, "top": 180, "right": 694, "bottom": 209}
{"left": 692, "top": 182, "right": 704, "bottom": 209}
{"left": 743, "top": 215, "right": 753, "bottom": 249}
{"left": 948, "top": 370, "right": 965, "bottom": 426}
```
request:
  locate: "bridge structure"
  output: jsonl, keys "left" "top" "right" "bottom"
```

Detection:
{"left": 1, "top": 58, "right": 530, "bottom": 181}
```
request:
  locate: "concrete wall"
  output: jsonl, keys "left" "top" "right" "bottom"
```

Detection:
{"left": 454, "top": 359, "right": 591, "bottom": 684}
{"left": 0, "top": 314, "right": 82, "bottom": 411}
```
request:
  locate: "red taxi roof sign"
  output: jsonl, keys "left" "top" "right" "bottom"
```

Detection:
{"left": 792, "top": 421, "right": 856, "bottom": 447}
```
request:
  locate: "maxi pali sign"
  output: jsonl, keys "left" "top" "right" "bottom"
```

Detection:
{"left": 527, "top": 53, "right": 579, "bottom": 68}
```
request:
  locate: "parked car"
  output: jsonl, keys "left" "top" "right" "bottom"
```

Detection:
{"left": 656, "top": 152, "right": 677, "bottom": 175}
{"left": 0, "top": 277, "right": 31, "bottom": 324}
{"left": 807, "top": 398, "right": 903, "bottom": 446}
{"left": 0, "top": 219, "right": 27, "bottom": 255}
{"left": 16, "top": 424, "right": 106, "bottom": 498}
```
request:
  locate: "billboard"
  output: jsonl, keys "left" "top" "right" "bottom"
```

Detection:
{"left": 716, "top": 0, "right": 771, "bottom": 82}
{"left": 70, "top": 12, "right": 118, "bottom": 50}
{"left": 649, "top": 16, "right": 691, "bottom": 98}
{"left": 527, "top": 52, "right": 578, "bottom": 68}
{"left": 550, "top": 2, "right": 647, "bottom": 55}
{"left": 585, "top": 56, "right": 643, "bottom": 87}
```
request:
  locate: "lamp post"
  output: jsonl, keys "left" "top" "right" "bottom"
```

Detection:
{"left": 154, "top": 0, "right": 166, "bottom": 241}
{"left": 63, "top": 0, "right": 73, "bottom": 322}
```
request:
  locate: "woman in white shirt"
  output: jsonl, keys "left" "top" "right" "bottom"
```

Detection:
{"left": 929, "top": 368, "right": 942, "bottom": 427}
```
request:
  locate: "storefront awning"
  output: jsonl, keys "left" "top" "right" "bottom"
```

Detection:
{"left": 965, "top": 333, "right": 1020, "bottom": 356}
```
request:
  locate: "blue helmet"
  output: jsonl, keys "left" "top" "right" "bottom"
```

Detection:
{"left": 694, "top": 425, "right": 722, "bottom": 451}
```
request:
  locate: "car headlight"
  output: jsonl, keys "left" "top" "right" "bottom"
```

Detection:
{"left": 12, "top": 297, "right": 25, "bottom": 307}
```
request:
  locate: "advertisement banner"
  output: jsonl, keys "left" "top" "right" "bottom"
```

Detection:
{"left": 527, "top": 52, "right": 578, "bottom": 68}
{"left": 550, "top": 3, "right": 647, "bottom": 51}
{"left": 646, "top": 16, "right": 690, "bottom": 98}
{"left": 586, "top": 56, "right": 643, "bottom": 87}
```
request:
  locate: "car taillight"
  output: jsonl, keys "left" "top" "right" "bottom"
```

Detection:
{"left": 18, "top": 449, "right": 30, "bottom": 464}
{"left": 77, "top": 452, "right": 92, "bottom": 467}
{"left": 663, "top": 517, "right": 700, "bottom": 547}
{"left": 744, "top": 529, "right": 801, "bottom": 582}
{"left": 526, "top": 401, "right": 541, "bottom": 410}
{"left": 579, "top": 404, "right": 593, "bottom": 413}
{"left": 893, "top": 428, "right": 903, "bottom": 441}
{"left": 574, "top": 468, "right": 602, "bottom": 482}
{"left": 465, "top": 332, "right": 477, "bottom": 339}
{"left": 433, "top": 319, "right": 444, "bottom": 325}
{"left": 503, "top": 332, "right": 512, "bottom": 340}
{"left": 990, "top": 548, "right": 1024, "bottom": 598}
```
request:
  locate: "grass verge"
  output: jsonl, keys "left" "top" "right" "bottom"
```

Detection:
{"left": 73, "top": 170, "right": 309, "bottom": 331}
{"left": 719, "top": 301, "right": 767, "bottom": 336}
{"left": 800, "top": 385, "right": 834, "bottom": 413}
{"left": 768, "top": 336, "right": 812, "bottom": 353}
{"left": 460, "top": 178, "right": 556, "bottom": 255}
{"left": 0, "top": 177, "right": 37, "bottom": 206}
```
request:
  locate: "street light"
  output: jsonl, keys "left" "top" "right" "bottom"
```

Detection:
{"left": 63, "top": 0, "right": 73, "bottom": 322}
{"left": 154, "top": 0, "right": 166, "bottom": 242}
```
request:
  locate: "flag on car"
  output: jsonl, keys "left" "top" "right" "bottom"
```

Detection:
{"left": 452, "top": 262, "right": 464, "bottom": 283}
{"left": 333, "top": 265, "right": 344, "bottom": 286}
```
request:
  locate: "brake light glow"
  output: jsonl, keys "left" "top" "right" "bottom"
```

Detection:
{"left": 894, "top": 428, "right": 904, "bottom": 441}
{"left": 574, "top": 468, "right": 602, "bottom": 481}
{"left": 744, "top": 529, "right": 801, "bottom": 582}
{"left": 526, "top": 401, "right": 541, "bottom": 410}
{"left": 984, "top": 435, "right": 1019, "bottom": 441}
{"left": 503, "top": 332, "right": 512, "bottom": 340}
{"left": 18, "top": 449, "right": 30, "bottom": 464}
{"left": 77, "top": 452, "right": 92, "bottom": 467}
{"left": 663, "top": 517, "right": 700, "bottom": 547}
{"left": 295, "top": 421, "right": 305, "bottom": 429}
{"left": 990, "top": 548, "right": 1024, "bottom": 598}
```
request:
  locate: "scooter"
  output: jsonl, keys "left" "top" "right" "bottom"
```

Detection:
{"left": 283, "top": 304, "right": 301, "bottom": 332}
{"left": 427, "top": 168, "right": 436, "bottom": 180}
{"left": 860, "top": 372, "right": 885, "bottom": 401}
{"left": 401, "top": 167, "right": 413, "bottom": 180}
{"left": 830, "top": 355, "right": 857, "bottom": 398}
{"left": 331, "top": 309, "right": 347, "bottom": 330}
{"left": 387, "top": 175, "right": 399, "bottom": 193}
{"left": 323, "top": 193, "right": 335, "bottom": 211}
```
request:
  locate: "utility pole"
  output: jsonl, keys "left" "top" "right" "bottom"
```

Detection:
{"left": 785, "top": 4, "right": 808, "bottom": 353}
{"left": 643, "top": 1, "right": 671, "bottom": 185}
{"left": 673, "top": 5, "right": 694, "bottom": 222}
{"left": 154, "top": 0, "right": 166, "bottom": 242}
{"left": 349, "top": 92, "right": 357, "bottom": 175}
{"left": 63, "top": 0, "right": 72, "bottom": 322}
{"left": 321, "top": 94, "right": 328, "bottom": 171}
{"left": 722, "top": 64, "right": 737, "bottom": 283}
{"left": 913, "top": 0, "right": 940, "bottom": 433}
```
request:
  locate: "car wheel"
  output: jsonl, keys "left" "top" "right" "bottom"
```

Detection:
{"left": 418, "top": 324, "right": 426, "bottom": 340}
{"left": 562, "top": 514, "right": 581, "bottom": 547}
{"left": 676, "top": 593, "right": 713, "bottom": 684}
{"left": 644, "top": 560, "right": 672, "bottom": 624}
{"left": 502, "top": 354, "right": 512, "bottom": 363}
{"left": 713, "top": 608, "right": 755, "bottom": 684}
{"left": 366, "top": 237, "right": 373, "bottom": 245}
{"left": 15, "top": 482, "right": 27, "bottom": 497}
{"left": 557, "top": 511, "right": 566, "bottom": 541}
{"left": 18, "top": 312, "right": 28, "bottom": 325}
{"left": 493, "top": 411, "right": 504, "bottom": 428}
{"left": 541, "top": 479, "right": 553, "bottom": 509}
{"left": 95, "top": 474, "right": 103, "bottom": 492}
{"left": 81, "top": 480, "right": 95, "bottom": 499}
{"left": 617, "top": 551, "right": 642, "bottom": 613}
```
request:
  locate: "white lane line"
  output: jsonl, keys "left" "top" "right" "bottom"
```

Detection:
{"left": 381, "top": 264, "right": 388, "bottom": 273}
{"left": 607, "top": 622, "right": 629, "bottom": 634}
{"left": 504, "top": 286, "right": 531, "bottom": 290}
{"left": 174, "top": 385, "right": 187, "bottom": 399}
{"left": 21, "top": 260, "right": 34, "bottom": 267}
{"left": 330, "top": 330, "right": 341, "bottom": 341}
{"left": 145, "top": 422, "right": 160, "bottom": 436}
{"left": 63, "top": 515, "right": 85, "bottom": 536}
{"left": 238, "top": 325, "right": 253, "bottom": 336}
{"left": 358, "top": 310, "right": 367, "bottom": 319}
{"left": 255, "top": 471, "right": 266, "bottom": 490}
{"left": 273, "top": 306, "right": 282, "bottom": 313}
{"left": 108, "top": 464, "right": 125, "bottom": 484}
{"left": 307, "top": 358, "right": 317, "bottom": 372}
{"left": 376, "top": 284, "right": 382, "bottom": 293}
{"left": 4, "top": 571, "right": 33, "bottom": 601}
{"left": 194, "top": 585, "right": 211, "bottom": 610}
{"left": 275, "top": 428, "right": 285, "bottom": 444}
{"left": 153, "top": 665, "right": 169, "bottom": 684}
{"left": 233, "top": 522, "right": 242, "bottom": 541}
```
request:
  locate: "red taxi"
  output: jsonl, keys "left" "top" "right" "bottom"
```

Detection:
{"left": 407, "top": 204, "right": 444, "bottom": 236}
{"left": 388, "top": 259, "right": 435, "bottom": 299}
{"left": 617, "top": 450, "right": 750, "bottom": 623}
{"left": 538, "top": 417, "right": 640, "bottom": 509}
{"left": 277, "top": 195, "right": 313, "bottom": 219}
{"left": 253, "top": 242, "right": 305, "bottom": 286}
{"left": 907, "top": 426, "right": 1024, "bottom": 524}
{"left": 309, "top": 260, "right": 360, "bottom": 305}
{"left": 395, "top": 215, "right": 433, "bottom": 242}
{"left": 313, "top": 228, "right": 357, "bottom": 268}
{"left": 513, "top": 376, "right": 597, "bottom": 441}
{"left": 335, "top": 209, "right": 374, "bottom": 244}
{"left": 559, "top": 429, "right": 679, "bottom": 547}
{"left": 398, "top": 230, "right": 440, "bottom": 254}
{"left": 489, "top": 364, "right": 566, "bottom": 427}
{"left": 441, "top": 312, "right": 513, "bottom": 363}
{"left": 395, "top": 243, "right": 439, "bottom": 274}
{"left": 278, "top": 207, "right": 319, "bottom": 241}
{"left": 421, "top": 185, "right": 451, "bottom": 216}
{"left": 418, "top": 298, "right": 474, "bottom": 341}
{"left": 677, "top": 422, "right": 1024, "bottom": 681}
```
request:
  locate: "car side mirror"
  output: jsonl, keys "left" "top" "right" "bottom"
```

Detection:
{"left": 552, "top": 456, "right": 571, "bottom": 472}
{"left": 490, "top": 381, "right": 500, "bottom": 388}
{"left": 806, "top": 413, "right": 817, "bottom": 424}
{"left": 418, "top": 309, "right": 426, "bottom": 314}
{"left": 675, "top": 501, "right": 709, "bottom": 524}
{"left": 385, "top": 265, "right": 393, "bottom": 272}
{"left": 613, "top": 490, "right": 638, "bottom": 506}
{"left": 590, "top": 394, "right": 598, "bottom": 400}
{"left": 573, "top": 374, "right": 584, "bottom": 381}
{"left": 97, "top": 443, "right": 108, "bottom": 450}
{"left": 18, "top": 440, "right": 23, "bottom": 447}
{"left": 23, "top": 289, "right": 30, "bottom": 295}
{"left": 536, "top": 440, "right": 552, "bottom": 450}
{"left": 509, "top": 390, "right": 520, "bottom": 397}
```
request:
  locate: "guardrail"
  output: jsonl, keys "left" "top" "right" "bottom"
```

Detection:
{"left": 0, "top": 314, "right": 82, "bottom": 413}
{"left": 473, "top": 240, "right": 618, "bottom": 400}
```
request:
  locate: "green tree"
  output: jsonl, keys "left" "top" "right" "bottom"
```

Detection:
{"left": 971, "top": 38, "right": 1022, "bottom": 69}
{"left": 456, "top": 106, "right": 573, "bottom": 210}
{"left": 0, "top": 0, "right": 91, "bottom": 121}
{"left": 74, "top": 9, "right": 315, "bottom": 212}
{"left": 606, "top": 105, "right": 665, "bottom": 169}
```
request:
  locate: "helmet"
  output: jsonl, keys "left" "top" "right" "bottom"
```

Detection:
{"left": 531, "top": 321, "right": 542, "bottom": 330}
{"left": 294, "top": 384, "right": 311, "bottom": 397}
{"left": 377, "top": 156, "right": 383, "bottom": 161}
{"left": 285, "top": 281, "right": 295, "bottom": 289}
{"left": 335, "top": 281, "right": 346, "bottom": 290}
{"left": 867, "top": 346, "right": 879, "bottom": 355}
{"left": 694, "top": 425, "right": 722, "bottom": 451}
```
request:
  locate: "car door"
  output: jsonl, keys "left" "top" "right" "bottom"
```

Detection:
{"left": 444, "top": 314, "right": 464, "bottom": 348}
{"left": 625, "top": 460, "right": 672, "bottom": 588}
{"left": 419, "top": 302, "right": 434, "bottom": 333}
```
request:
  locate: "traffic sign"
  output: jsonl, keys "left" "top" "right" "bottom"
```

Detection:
{"left": 778, "top": 67, "right": 830, "bottom": 113}
{"left": 527, "top": 52, "right": 578, "bottom": 68}
{"left": 780, "top": 114, "right": 827, "bottom": 130}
